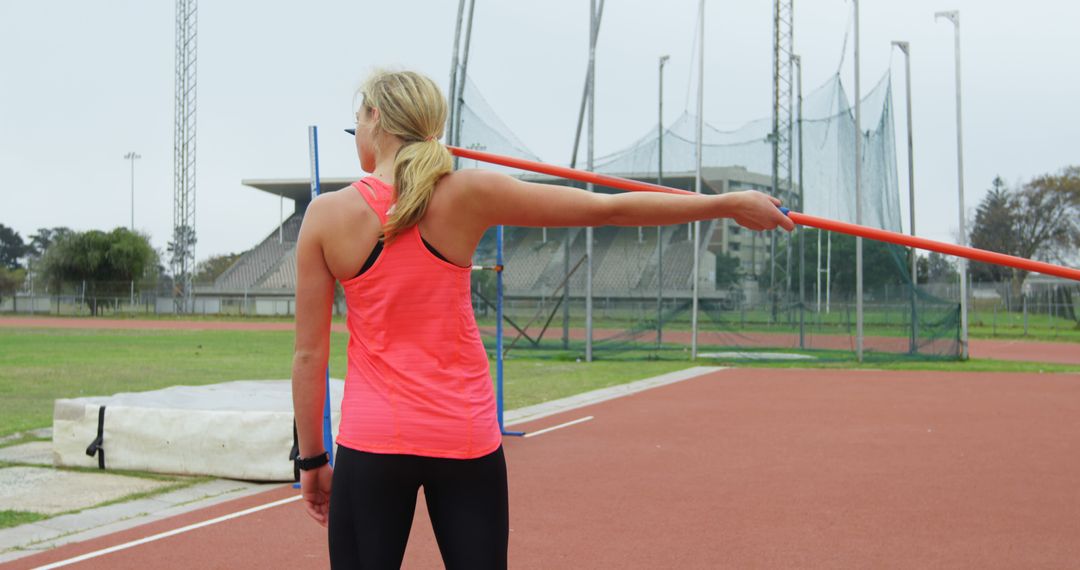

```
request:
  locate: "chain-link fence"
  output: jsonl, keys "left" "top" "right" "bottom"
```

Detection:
{"left": 0, "top": 280, "right": 346, "bottom": 318}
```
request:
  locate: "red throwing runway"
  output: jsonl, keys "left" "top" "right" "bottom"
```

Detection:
{"left": 4, "top": 317, "right": 1077, "bottom": 365}
{"left": 8, "top": 367, "right": 1080, "bottom": 568}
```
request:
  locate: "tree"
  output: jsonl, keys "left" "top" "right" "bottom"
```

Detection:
{"left": 39, "top": 228, "right": 159, "bottom": 315}
{"left": 926, "top": 251, "right": 958, "bottom": 283}
{"left": 0, "top": 266, "right": 26, "bottom": 305}
{"left": 195, "top": 252, "right": 245, "bottom": 283}
{"left": 0, "top": 224, "right": 28, "bottom": 269}
{"left": 27, "top": 227, "right": 74, "bottom": 258}
{"left": 778, "top": 231, "right": 908, "bottom": 298}
{"left": 714, "top": 252, "right": 743, "bottom": 289}
{"left": 1010, "top": 166, "right": 1080, "bottom": 294}
{"left": 21, "top": 227, "right": 74, "bottom": 295}
{"left": 969, "top": 176, "right": 1017, "bottom": 283}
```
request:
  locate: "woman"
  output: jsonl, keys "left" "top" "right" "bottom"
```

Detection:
{"left": 292, "top": 69, "right": 793, "bottom": 569}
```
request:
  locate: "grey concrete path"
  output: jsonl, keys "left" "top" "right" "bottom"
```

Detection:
{"left": 0, "top": 441, "right": 50, "bottom": 466}
{"left": 0, "top": 457, "right": 278, "bottom": 564}
{"left": 0, "top": 467, "right": 170, "bottom": 515}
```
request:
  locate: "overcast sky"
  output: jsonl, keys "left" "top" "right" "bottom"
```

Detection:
{"left": 2, "top": 1, "right": 1077, "bottom": 262}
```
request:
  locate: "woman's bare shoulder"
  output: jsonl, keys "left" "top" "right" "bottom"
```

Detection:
{"left": 303, "top": 185, "right": 378, "bottom": 232}
{"left": 437, "top": 168, "right": 507, "bottom": 197}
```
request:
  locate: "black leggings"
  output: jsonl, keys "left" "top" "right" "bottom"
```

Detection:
{"left": 328, "top": 445, "right": 508, "bottom": 569}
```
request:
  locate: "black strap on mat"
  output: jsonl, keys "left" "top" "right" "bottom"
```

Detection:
{"left": 289, "top": 420, "right": 300, "bottom": 482}
{"left": 84, "top": 405, "right": 106, "bottom": 469}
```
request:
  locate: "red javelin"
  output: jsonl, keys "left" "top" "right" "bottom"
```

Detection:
{"left": 448, "top": 145, "right": 1080, "bottom": 283}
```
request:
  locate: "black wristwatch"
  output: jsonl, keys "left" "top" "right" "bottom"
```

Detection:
{"left": 296, "top": 451, "right": 330, "bottom": 471}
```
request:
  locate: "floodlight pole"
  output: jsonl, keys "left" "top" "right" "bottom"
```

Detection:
{"left": 657, "top": 54, "right": 669, "bottom": 349}
{"left": 936, "top": 10, "right": 969, "bottom": 360}
{"left": 124, "top": 152, "right": 141, "bottom": 232}
{"left": 854, "top": 0, "right": 864, "bottom": 363}
{"left": 892, "top": 40, "right": 918, "bottom": 354}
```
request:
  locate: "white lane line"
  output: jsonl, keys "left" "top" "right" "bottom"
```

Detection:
{"left": 33, "top": 495, "right": 302, "bottom": 570}
{"left": 523, "top": 416, "right": 594, "bottom": 438}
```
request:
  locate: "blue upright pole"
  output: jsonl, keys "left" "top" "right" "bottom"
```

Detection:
{"left": 496, "top": 225, "right": 505, "bottom": 430}
{"left": 308, "top": 125, "right": 335, "bottom": 465}
{"left": 496, "top": 225, "right": 524, "bottom": 437}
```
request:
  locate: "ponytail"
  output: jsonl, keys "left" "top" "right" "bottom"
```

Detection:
{"left": 384, "top": 139, "right": 452, "bottom": 242}
{"left": 358, "top": 69, "right": 452, "bottom": 243}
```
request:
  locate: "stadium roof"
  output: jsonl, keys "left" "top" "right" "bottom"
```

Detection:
{"left": 241, "top": 178, "right": 358, "bottom": 202}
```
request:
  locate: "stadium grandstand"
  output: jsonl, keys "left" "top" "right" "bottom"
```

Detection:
{"left": 203, "top": 164, "right": 777, "bottom": 316}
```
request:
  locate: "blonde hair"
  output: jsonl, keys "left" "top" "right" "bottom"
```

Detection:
{"left": 360, "top": 70, "right": 452, "bottom": 242}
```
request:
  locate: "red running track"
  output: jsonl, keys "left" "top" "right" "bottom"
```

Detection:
{"left": 7, "top": 368, "right": 1080, "bottom": 569}
{"left": 2, "top": 317, "right": 1077, "bottom": 365}
{"left": 0, "top": 317, "right": 347, "bottom": 334}
{"left": 489, "top": 326, "right": 1080, "bottom": 366}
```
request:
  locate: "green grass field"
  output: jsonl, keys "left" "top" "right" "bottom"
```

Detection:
{"left": 0, "top": 328, "right": 696, "bottom": 438}
{"left": 0, "top": 510, "right": 47, "bottom": 529}
{"left": 3, "top": 325, "right": 1079, "bottom": 439}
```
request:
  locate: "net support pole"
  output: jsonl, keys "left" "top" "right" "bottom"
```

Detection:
{"left": 1023, "top": 294, "right": 1028, "bottom": 335}
{"left": 584, "top": 0, "right": 598, "bottom": 363}
{"left": 826, "top": 233, "right": 832, "bottom": 313}
{"left": 770, "top": 0, "right": 780, "bottom": 326}
{"left": 308, "top": 125, "right": 334, "bottom": 466}
{"left": 816, "top": 229, "right": 822, "bottom": 313}
{"left": 657, "top": 55, "right": 669, "bottom": 350}
{"left": 562, "top": 231, "right": 570, "bottom": 349}
{"left": 565, "top": 0, "right": 605, "bottom": 353}
{"left": 569, "top": 0, "right": 605, "bottom": 172}
{"left": 691, "top": 0, "right": 704, "bottom": 360}
{"left": 936, "top": 10, "right": 968, "bottom": 360}
{"left": 446, "top": 0, "right": 466, "bottom": 146}
{"left": 451, "top": 0, "right": 477, "bottom": 170}
{"left": 853, "top": 0, "right": 864, "bottom": 363}
{"left": 893, "top": 40, "right": 918, "bottom": 354}
{"left": 795, "top": 54, "right": 805, "bottom": 349}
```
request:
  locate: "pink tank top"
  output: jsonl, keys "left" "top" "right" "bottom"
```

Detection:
{"left": 336, "top": 176, "right": 501, "bottom": 459}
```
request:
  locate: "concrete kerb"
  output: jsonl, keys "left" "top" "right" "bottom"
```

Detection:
{"left": 504, "top": 366, "right": 724, "bottom": 427}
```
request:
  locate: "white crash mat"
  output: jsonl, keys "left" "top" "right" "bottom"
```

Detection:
{"left": 53, "top": 379, "right": 344, "bottom": 481}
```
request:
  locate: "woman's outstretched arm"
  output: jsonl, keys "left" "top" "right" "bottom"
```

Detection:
{"left": 291, "top": 198, "right": 336, "bottom": 527}
{"left": 457, "top": 169, "right": 795, "bottom": 232}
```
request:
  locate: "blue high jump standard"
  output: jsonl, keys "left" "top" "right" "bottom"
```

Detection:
{"left": 308, "top": 125, "right": 335, "bottom": 466}
{"left": 497, "top": 224, "right": 525, "bottom": 437}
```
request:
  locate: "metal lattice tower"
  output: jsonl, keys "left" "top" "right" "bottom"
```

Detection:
{"left": 172, "top": 0, "right": 197, "bottom": 313}
{"left": 770, "top": 0, "right": 795, "bottom": 306}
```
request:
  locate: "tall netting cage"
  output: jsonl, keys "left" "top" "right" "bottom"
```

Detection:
{"left": 458, "top": 73, "right": 960, "bottom": 363}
